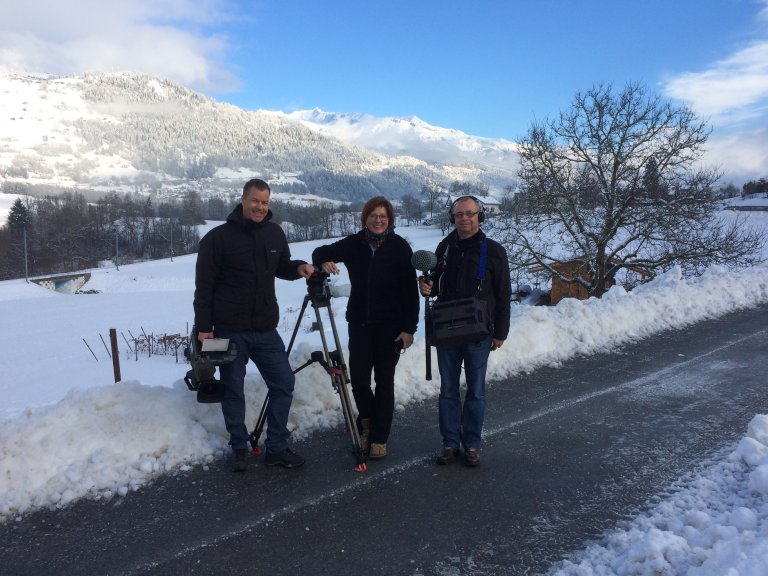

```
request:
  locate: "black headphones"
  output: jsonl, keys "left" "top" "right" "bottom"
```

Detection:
{"left": 448, "top": 195, "right": 485, "bottom": 224}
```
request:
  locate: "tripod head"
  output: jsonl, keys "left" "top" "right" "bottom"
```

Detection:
{"left": 306, "top": 270, "right": 332, "bottom": 305}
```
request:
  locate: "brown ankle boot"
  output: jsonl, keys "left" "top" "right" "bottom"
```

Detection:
{"left": 359, "top": 418, "right": 371, "bottom": 452}
{"left": 369, "top": 443, "right": 387, "bottom": 459}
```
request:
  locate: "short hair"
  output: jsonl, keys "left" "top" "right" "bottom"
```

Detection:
{"left": 449, "top": 195, "right": 485, "bottom": 224}
{"left": 242, "top": 178, "right": 271, "bottom": 198}
{"left": 360, "top": 196, "right": 395, "bottom": 226}
{"left": 451, "top": 195, "right": 482, "bottom": 212}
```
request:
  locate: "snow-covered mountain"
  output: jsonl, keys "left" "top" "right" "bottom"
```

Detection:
{"left": 284, "top": 109, "right": 520, "bottom": 173}
{"left": 0, "top": 70, "right": 519, "bottom": 203}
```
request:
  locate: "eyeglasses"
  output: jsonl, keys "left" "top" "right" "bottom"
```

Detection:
{"left": 368, "top": 214, "right": 389, "bottom": 221}
{"left": 453, "top": 210, "right": 480, "bottom": 219}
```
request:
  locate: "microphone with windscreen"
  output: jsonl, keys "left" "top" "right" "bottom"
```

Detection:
{"left": 328, "top": 283, "right": 351, "bottom": 298}
{"left": 411, "top": 250, "right": 438, "bottom": 381}
{"left": 411, "top": 250, "right": 437, "bottom": 273}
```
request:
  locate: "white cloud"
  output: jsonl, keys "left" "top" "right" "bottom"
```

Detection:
{"left": 662, "top": 2, "right": 768, "bottom": 182}
{"left": 0, "top": 0, "right": 240, "bottom": 91}
{"left": 663, "top": 41, "right": 768, "bottom": 123}
{"left": 704, "top": 127, "right": 768, "bottom": 183}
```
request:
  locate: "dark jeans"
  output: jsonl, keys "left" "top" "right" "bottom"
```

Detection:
{"left": 216, "top": 329, "right": 295, "bottom": 454}
{"left": 436, "top": 336, "right": 492, "bottom": 450}
{"left": 347, "top": 322, "right": 401, "bottom": 444}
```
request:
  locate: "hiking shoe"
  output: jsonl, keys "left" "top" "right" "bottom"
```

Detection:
{"left": 436, "top": 447, "right": 457, "bottom": 465}
{"left": 369, "top": 443, "right": 387, "bottom": 459}
{"left": 265, "top": 447, "right": 306, "bottom": 468}
{"left": 232, "top": 449, "right": 248, "bottom": 472}
{"left": 464, "top": 448, "right": 481, "bottom": 467}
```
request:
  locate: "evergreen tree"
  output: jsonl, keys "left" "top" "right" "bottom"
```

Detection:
{"left": 7, "top": 198, "right": 30, "bottom": 232}
{"left": 642, "top": 157, "right": 666, "bottom": 200}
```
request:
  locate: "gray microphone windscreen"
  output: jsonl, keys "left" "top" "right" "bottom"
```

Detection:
{"left": 411, "top": 250, "right": 438, "bottom": 272}
{"left": 329, "top": 283, "right": 351, "bottom": 298}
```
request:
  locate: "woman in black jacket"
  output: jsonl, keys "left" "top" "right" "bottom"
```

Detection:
{"left": 312, "top": 197, "right": 419, "bottom": 459}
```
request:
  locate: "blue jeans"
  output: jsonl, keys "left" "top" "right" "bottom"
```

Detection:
{"left": 216, "top": 329, "right": 295, "bottom": 454}
{"left": 436, "top": 337, "right": 492, "bottom": 450}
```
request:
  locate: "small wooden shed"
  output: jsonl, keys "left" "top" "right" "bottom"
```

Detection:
{"left": 530, "top": 259, "right": 651, "bottom": 305}
{"left": 547, "top": 260, "right": 592, "bottom": 304}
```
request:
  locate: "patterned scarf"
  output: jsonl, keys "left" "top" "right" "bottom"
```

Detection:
{"left": 364, "top": 228, "right": 387, "bottom": 250}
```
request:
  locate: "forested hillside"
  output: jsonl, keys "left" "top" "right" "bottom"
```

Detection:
{"left": 0, "top": 72, "right": 515, "bottom": 202}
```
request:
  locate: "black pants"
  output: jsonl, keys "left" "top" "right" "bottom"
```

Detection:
{"left": 347, "top": 322, "right": 401, "bottom": 444}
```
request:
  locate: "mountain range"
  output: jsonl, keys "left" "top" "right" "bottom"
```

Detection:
{"left": 0, "top": 70, "right": 519, "bottom": 203}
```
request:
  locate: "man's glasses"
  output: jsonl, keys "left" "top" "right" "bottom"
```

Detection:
{"left": 453, "top": 210, "right": 479, "bottom": 219}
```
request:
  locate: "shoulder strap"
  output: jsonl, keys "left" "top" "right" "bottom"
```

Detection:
{"left": 477, "top": 239, "right": 487, "bottom": 279}
{"left": 475, "top": 239, "right": 487, "bottom": 296}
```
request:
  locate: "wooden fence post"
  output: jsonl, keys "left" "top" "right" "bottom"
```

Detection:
{"left": 109, "top": 328, "right": 121, "bottom": 383}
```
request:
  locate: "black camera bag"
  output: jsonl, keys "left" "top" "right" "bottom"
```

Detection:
{"left": 429, "top": 297, "right": 491, "bottom": 347}
{"left": 428, "top": 238, "right": 492, "bottom": 347}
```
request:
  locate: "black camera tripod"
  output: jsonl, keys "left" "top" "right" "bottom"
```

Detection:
{"left": 248, "top": 272, "right": 368, "bottom": 472}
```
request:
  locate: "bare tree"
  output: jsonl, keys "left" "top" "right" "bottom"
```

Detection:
{"left": 421, "top": 181, "right": 446, "bottom": 219}
{"left": 495, "top": 82, "right": 766, "bottom": 298}
{"left": 399, "top": 194, "right": 424, "bottom": 225}
{"left": 449, "top": 180, "right": 490, "bottom": 198}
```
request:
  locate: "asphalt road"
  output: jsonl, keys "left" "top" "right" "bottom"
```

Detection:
{"left": 2, "top": 304, "right": 767, "bottom": 576}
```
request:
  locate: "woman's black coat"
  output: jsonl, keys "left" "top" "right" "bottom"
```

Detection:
{"left": 312, "top": 229, "right": 419, "bottom": 334}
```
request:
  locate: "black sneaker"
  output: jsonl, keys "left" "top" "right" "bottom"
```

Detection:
{"left": 232, "top": 449, "right": 248, "bottom": 472}
{"left": 265, "top": 447, "right": 306, "bottom": 468}
{"left": 464, "top": 448, "right": 481, "bottom": 467}
{"left": 436, "top": 447, "right": 457, "bottom": 465}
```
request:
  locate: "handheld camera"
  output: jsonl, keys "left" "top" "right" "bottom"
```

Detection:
{"left": 183, "top": 328, "right": 238, "bottom": 403}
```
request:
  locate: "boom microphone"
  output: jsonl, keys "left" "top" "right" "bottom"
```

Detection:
{"left": 411, "top": 250, "right": 438, "bottom": 273}
{"left": 411, "top": 250, "right": 438, "bottom": 382}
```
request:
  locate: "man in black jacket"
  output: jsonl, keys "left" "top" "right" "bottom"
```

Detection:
{"left": 194, "top": 179, "right": 314, "bottom": 471}
{"left": 419, "top": 196, "right": 511, "bottom": 467}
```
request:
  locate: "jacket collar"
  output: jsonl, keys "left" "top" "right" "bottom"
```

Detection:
{"left": 227, "top": 204, "right": 273, "bottom": 229}
{"left": 448, "top": 228, "right": 485, "bottom": 246}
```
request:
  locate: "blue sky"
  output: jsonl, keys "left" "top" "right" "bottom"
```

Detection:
{"left": 1, "top": 0, "right": 767, "bottom": 183}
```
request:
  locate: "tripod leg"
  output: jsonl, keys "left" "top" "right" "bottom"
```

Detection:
{"left": 334, "top": 370, "right": 367, "bottom": 470}
{"left": 314, "top": 299, "right": 367, "bottom": 471}
{"left": 286, "top": 295, "right": 311, "bottom": 356}
{"left": 248, "top": 395, "right": 269, "bottom": 456}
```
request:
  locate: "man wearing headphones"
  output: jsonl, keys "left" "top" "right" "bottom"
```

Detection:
{"left": 419, "top": 196, "right": 511, "bottom": 466}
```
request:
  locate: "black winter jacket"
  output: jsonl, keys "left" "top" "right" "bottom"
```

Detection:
{"left": 312, "top": 229, "right": 419, "bottom": 334}
{"left": 193, "top": 205, "right": 307, "bottom": 332}
{"left": 432, "top": 229, "right": 512, "bottom": 341}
